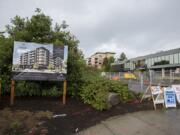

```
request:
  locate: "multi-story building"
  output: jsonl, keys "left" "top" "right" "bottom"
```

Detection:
{"left": 20, "top": 47, "right": 50, "bottom": 69}
{"left": 53, "top": 46, "right": 64, "bottom": 69}
{"left": 35, "top": 47, "right": 50, "bottom": 68}
{"left": 111, "top": 48, "right": 180, "bottom": 72}
{"left": 20, "top": 52, "right": 28, "bottom": 66}
{"left": 87, "top": 52, "right": 115, "bottom": 69}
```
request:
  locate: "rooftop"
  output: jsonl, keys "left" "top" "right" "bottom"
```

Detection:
{"left": 89, "top": 52, "right": 116, "bottom": 58}
{"left": 130, "top": 47, "right": 180, "bottom": 61}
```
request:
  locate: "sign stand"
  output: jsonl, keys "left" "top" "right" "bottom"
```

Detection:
{"left": 10, "top": 42, "right": 68, "bottom": 105}
{"left": 0, "top": 79, "right": 1, "bottom": 100}
{"left": 63, "top": 80, "right": 67, "bottom": 105}
{"left": 141, "top": 85, "right": 165, "bottom": 110}
{"left": 10, "top": 80, "right": 67, "bottom": 105}
{"left": 140, "top": 85, "right": 151, "bottom": 102}
{"left": 10, "top": 80, "right": 15, "bottom": 105}
{"left": 151, "top": 86, "right": 165, "bottom": 110}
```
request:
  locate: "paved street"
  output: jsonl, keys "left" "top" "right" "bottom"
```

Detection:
{"left": 78, "top": 109, "right": 180, "bottom": 135}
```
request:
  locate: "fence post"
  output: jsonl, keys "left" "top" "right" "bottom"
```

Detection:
{"left": 140, "top": 72, "right": 143, "bottom": 90}
{"left": 170, "top": 69, "right": 172, "bottom": 84}
{"left": 162, "top": 68, "right": 165, "bottom": 79}
{"left": 149, "top": 70, "right": 152, "bottom": 86}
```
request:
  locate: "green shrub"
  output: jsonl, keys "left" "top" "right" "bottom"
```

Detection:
{"left": 15, "top": 81, "right": 41, "bottom": 96}
{"left": 107, "top": 80, "right": 134, "bottom": 102}
{"left": 80, "top": 78, "right": 109, "bottom": 110}
{"left": 79, "top": 69, "right": 133, "bottom": 110}
{"left": 15, "top": 81, "right": 61, "bottom": 97}
{"left": 42, "top": 86, "right": 61, "bottom": 97}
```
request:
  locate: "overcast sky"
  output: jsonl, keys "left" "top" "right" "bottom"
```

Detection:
{"left": 1, "top": 0, "right": 180, "bottom": 58}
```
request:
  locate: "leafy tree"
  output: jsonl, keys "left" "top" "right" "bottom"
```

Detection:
{"left": 103, "top": 57, "right": 115, "bottom": 72}
{"left": 0, "top": 8, "right": 85, "bottom": 96}
{"left": 118, "top": 52, "right": 127, "bottom": 62}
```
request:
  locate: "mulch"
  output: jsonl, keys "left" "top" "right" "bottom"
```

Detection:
{"left": 0, "top": 96, "right": 154, "bottom": 135}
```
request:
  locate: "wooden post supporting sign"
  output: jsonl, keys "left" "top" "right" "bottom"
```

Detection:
{"left": 63, "top": 80, "right": 67, "bottom": 105}
{"left": 0, "top": 79, "right": 1, "bottom": 100}
{"left": 10, "top": 80, "right": 15, "bottom": 105}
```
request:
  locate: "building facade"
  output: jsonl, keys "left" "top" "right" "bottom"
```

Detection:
{"left": 87, "top": 52, "right": 115, "bottom": 69}
{"left": 53, "top": 46, "right": 64, "bottom": 69}
{"left": 20, "top": 47, "right": 50, "bottom": 69}
{"left": 112, "top": 48, "right": 180, "bottom": 72}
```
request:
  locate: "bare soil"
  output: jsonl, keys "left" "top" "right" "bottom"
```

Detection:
{"left": 0, "top": 96, "right": 154, "bottom": 135}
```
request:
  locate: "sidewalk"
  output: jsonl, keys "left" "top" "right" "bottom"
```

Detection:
{"left": 77, "top": 109, "right": 180, "bottom": 135}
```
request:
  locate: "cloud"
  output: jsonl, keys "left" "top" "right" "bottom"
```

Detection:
{"left": 0, "top": 0, "right": 180, "bottom": 59}
{"left": 94, "top": 39, "right": 136, "bottom": 59}
{"left": 17, "top": 48, "right": 30, "bottom": 54}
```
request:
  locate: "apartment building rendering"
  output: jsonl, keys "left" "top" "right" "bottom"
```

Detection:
{"left": 20, "top": 47, "right": 50, "bottom": 69}
{"left": 12, "top": 42, "right": 68, "bottom": 74}
{"left": 87, "top": 52, "right": 115, "bottom": 69}
{"left": 111, "top": 47, "right": 180, "bottom": 72}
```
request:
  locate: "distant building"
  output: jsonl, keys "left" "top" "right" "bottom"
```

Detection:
{"left": 111, "top": 48, "right": 180, "bottom": 72}
{"left": 87, "top": 52, "right": 115, "bottom": 69}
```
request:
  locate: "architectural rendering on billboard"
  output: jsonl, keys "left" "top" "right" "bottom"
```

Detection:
{"left": 12, "top": 41, "right": 68, "bottom": 81}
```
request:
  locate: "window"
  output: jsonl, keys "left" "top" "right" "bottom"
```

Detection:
{"left": 165, "top": 55, "right": 170, "bottom": 61}
{"left": 151, "top": 58, "right": 154, "bottom": 66}
{"left": 174, "top": 53, "right": 179, "bottom": 64}
{"left": 161, "top": 56, "right": 165, "bottom": 61}
{"left": 148, "top": 58, "right": 152, "bottom": 67}
{"left": 170, "top": 54, "right": 174, "bottom": 64}
{"left": 145, "top": 59, "right": 149, "bottom": 67}
{"left": 154, "top": 57, "right": 158, "bottom": 62}
{"left": 158, "top": 57, "right": 161, "bottom": 62}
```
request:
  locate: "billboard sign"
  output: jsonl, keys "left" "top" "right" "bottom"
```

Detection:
{"left": 12, "top": 41, "right": 68, "bottom": 81}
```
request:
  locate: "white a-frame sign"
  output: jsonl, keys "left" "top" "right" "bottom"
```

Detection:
{"left": 164, "top": 87, "right": 176, "bottom": 108}
{"left": 141, "top": 85, "right": 165, "bottom": 110}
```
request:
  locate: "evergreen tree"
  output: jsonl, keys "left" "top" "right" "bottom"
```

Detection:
{"left": 118, "top": 52, "right": 127, "bottom": 62}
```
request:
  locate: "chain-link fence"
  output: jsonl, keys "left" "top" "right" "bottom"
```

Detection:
{"left": 101, "top": 72, "right": 137, "bottom": 80}
{"left": 150, "top": 70, "right": 180, "bottom": 86}
{"left": 102, "top": 70, "right": 180, "bottom": 93}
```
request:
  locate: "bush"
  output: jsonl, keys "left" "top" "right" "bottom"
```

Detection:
{"left": 15, "top": 81, "right": 62, "bottom": 97}
{"left": 107, "top": 80, "right": 134, "bottom": 102}
{"left": 79, "top": 68, "right": 133, "bottom": 110}
{"left": 80, "top": 77, "right": 109, "bottom": 110}
{"left": 42, "top": 86, "right": 61, "bottom": 97}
